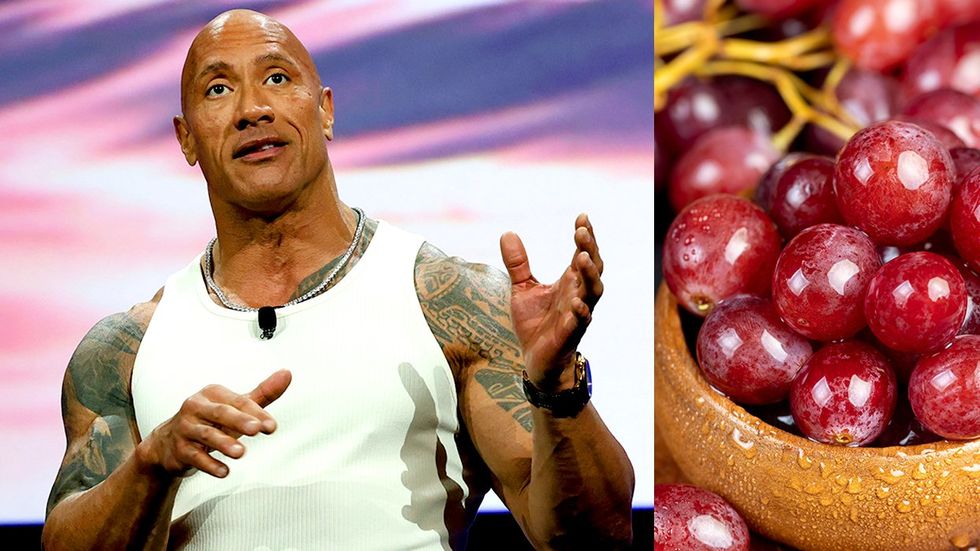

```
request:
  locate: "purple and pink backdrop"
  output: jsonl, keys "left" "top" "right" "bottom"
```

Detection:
{"left": 0, "top": 0, "right": 653, "bottom": 523}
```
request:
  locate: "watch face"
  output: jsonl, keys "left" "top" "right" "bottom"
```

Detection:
{"left": 585, "top": 360, "right": 593, "bottom": 396}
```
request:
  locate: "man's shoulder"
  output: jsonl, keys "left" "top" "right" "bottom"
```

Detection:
{"left": 66, "top": 288, "right": 164, "bottom": 412}
{"left": 413, "top": 241, "right": 510, "bottom": 301}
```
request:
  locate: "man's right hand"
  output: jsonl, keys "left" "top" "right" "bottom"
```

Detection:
{"left": 135, "top": 369, "right": 292, "bottom": 479}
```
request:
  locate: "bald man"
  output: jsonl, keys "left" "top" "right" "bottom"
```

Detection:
{"left": 42, "top": 10, "right": 633, "bottom": 550}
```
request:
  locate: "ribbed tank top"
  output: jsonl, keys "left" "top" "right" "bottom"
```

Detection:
{"left": 132, "top": 221, "right": 470, "bottom": 550}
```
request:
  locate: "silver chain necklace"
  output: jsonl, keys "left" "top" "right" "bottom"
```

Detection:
{"left": 203, "top": 207, "right": 365, "bottom": 338}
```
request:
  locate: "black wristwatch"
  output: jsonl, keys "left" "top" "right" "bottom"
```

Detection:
{"left": 522, "top": 352, "right": 592, "bottom": 418}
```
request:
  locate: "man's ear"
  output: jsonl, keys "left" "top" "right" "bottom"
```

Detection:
{"left": 173, "top": 115, "right": 198, "bottom": 166}
{"left": 319, "top": 87, "right": 335, "bottom": 141}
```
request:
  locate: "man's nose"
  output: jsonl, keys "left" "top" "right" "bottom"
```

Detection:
{"left": 235, "top": 87, "right": 274, "bottom": 130}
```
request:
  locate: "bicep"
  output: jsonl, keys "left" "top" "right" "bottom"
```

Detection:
{"left": 46, "top": 371, "right": 138, "bottom": 516}
{"left": 46, "top": 311, "right": 147, "bottom": 516}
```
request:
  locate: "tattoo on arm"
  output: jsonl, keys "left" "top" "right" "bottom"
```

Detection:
{"left": 415, "top": 243, "right": 533, "bottom": 432}
{"left": 46, "top": 311, "right": 147, "bottom": 516}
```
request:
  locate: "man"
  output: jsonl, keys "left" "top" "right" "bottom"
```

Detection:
{"left": 42, "top": 9, "right": 634, "bottom": 549}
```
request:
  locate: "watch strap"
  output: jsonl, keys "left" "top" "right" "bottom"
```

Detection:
{"left": 522, "top": 352, "right": 592, "bottom": 418}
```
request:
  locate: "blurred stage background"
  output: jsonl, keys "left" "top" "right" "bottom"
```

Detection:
{"left": 0, "top": 0, "right": 653, "bottom": 546}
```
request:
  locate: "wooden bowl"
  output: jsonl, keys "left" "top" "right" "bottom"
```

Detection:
{"left": 655, "top": 282, "right": 980, "bottom": 551}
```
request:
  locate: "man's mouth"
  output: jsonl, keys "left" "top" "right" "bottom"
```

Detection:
{"left": 233, "top": 138, "right": 288, "bottom": 160}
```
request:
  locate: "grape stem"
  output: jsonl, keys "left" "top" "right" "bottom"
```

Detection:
{"left": 654, "top": 3, "right": 860, "bottom": 150}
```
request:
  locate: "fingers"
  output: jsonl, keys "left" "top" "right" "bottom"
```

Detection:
{"left": 250, "top": 369, "right": 292, "bottom": 409}
{"left": 574, "top": 213, "right": 603, "bottom": 276}
{"left": 575, "top": 250, "right": 604, "bottom": 308}
{"left": 198, "top": 385, "right": 276, "bottom": 435}
{"left": 178, "top": 441, "right": 230, "bottom": 478}
{"left": 500, "top": 232, "right": 534, "bottom": 285}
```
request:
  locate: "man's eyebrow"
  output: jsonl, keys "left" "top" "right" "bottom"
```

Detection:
{"left": 254, "top": 52, "right": 298, "bottom": 68}
{"left": 196, "top": 60, "right": 232, "bottom": 82}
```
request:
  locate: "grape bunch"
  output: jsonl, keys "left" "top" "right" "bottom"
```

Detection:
{"left": 655, "top": 2, "right": 980, "bottom": 546}
{"left": 657, "top": 0, "right": 980, "bottom": 454}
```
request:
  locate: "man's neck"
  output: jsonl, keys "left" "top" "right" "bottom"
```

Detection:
{"left": 208, "top": 180, "right": 358, "bottom": 308}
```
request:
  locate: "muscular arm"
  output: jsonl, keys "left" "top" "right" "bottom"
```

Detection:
{"left": 43, "top": 296, "right": 182, "bottom": 550}
{"left": 415, "top": 243, "right": 634, "bottom": 550}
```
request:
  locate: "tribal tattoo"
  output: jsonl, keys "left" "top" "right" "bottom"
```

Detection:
{"left": 287, "top": 218, "right": 378, "bottom": 302}
{"left": 46, "top": 307, "right": 152, "bottom": 516}
{"left": 415, "top": 242, "right": 533, "bottom": 433}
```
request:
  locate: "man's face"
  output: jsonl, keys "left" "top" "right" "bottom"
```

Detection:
{"left": 175, "top": 12, "right": 334, "bottom": 214}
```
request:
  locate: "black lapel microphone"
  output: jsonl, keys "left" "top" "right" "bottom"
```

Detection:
{"left": 258, "top": 306, "right": 277, "bottom": 339}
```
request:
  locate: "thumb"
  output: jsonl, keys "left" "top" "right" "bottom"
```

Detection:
{"left": 500, "top": 231, "right": 533, "bottom": 285}
{"left": 249, "top": 369, "right": 292, "bottom": 408}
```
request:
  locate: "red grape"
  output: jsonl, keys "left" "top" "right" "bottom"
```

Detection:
{"left": 955, "top": 260, "right": 980, "bottom": 335}
{"left": 656, "top": 77, "right": 729, "bottom": 155}
{"left": 697, "top": 295, "right": 813, "bottom": 405}
{"left": 654, "top": 484, "right": 750, "bottom": 551}
{"left": 663, "top": 195, "right": 782, "bottom": 316}
{"left": 834, "top": 120, "right": 955, "bottom": 246}
{"left": 902, "top": 22, "right": 980, "bottom": 99}
{"left": 713, "top": 76, "right": 792, "bottom": 139}
{"left": 661, "top": 0, "right": 707, "bottom": 25}
{"left": 754, "top": 152, "right": 816, "bottom": 212}
{"left": 790, "top": 340, "right": 897, "bottom": 446}
{"left": 902, "top": 88, "right": 980, "bottom": 148}
{"left": 909, "top": 335, "right": 980, "bottom": 439}
{"left": 768, "top": 156, "right": 842, "bottom": 237}
{"left": 864, "top": 252, "right": 967, "bottom": 353}
{"left": 950, "top": 168, "right": 980, "bottom": 273}
{"left": 668, "top": 127, "right": 779, "bottom": 211}
{"left": 893, "top": 116, "right": 966, "bottom": 150}
{"left": 772, "top": 224, "right": 880, "bottom": 341}
{"left": 832, "top": 0, "right": 941, "bottom": 72}
{"left": 951, "top": 147, "right": 980, "bottom": 180}
{"left": 937, "top": 0, "right": 980, "bottom": 26}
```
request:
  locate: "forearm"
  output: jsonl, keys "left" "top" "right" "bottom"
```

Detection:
{"left": 43, "top": 445, "right": 180, "bottom": 550}
{"left": 525, "top": 403, "right": 635, "bottom": 550}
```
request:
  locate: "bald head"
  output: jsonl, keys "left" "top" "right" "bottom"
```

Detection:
{"left": 180, "top": 10, "right": 322, "bottom": 112}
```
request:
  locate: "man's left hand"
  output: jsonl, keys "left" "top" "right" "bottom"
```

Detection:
{"left": 500, "top": 213, "right": 604, "bottom": 392}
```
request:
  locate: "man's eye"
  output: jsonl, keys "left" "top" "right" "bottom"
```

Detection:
{"left": 206, "top": 84, "right": 229, "bottom": 97}
{"left": 266, "top": 73, "right": 288, "bottom": 85}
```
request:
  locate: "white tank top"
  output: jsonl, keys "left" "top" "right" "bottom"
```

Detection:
{"left": 132, "top": 221, "right": 472, "bottom": 550}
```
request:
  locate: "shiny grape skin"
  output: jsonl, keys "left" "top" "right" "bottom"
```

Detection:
{"left": 754, "top": 153, "right": 816, "bottom": 212}
{"left": 768, "top": 156, "right": 842, "bottom": 238}
{"left": 950, "top": 147, "right": 980, "bottom": 180}
{"left": 661, "top": 0, "right": 707, "bottom": 25}
{"left": 902, "top": 22, "right": 980, "bottom": 100}
{"left": 655, "top": 77, "right": 730, "bottom": 155}
{"left": 713, "top": 76, "right": 792, "bottom": 139}
{"left": 864, "top": 252, "right": 967, "bottom": 353}
{"left": 950, "top": 168, "right": 980, "bottom": 273}
{"left": 893, "top": 115, "right": 967, "bottom": 150}
{"left": 909, "top": 335, "right": 980, "bottom": 439}
{"left": 772, "top": 224, "right": 880, "bottom": 341}
{"left": 937, "top": 0, "right": 980, "bottom": 26}
{"left": 663, "top": 195, "right": 782, "bottom": 317}
{"left": 902, "top": 88, "right": 980, "bottom": 148}
{"left": 696, "top": 295, "right": 813, "bottom": 405}
{"left": 834, "top": 120, "right": 955, "bottom": 246}
{"left": 832, "top": 0, "right": 941, "bottom": 72}
{"left": 955, "top": 260, "right": 980, "bottom": 335}
{"left": 654, "top": 484, "right": 749, "bottom": 551}
{"left": 790, "top": 340, "right": 897, "bottom": 446}
{"left": 668, "top": 127, "right": 779, "bottom": 211}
